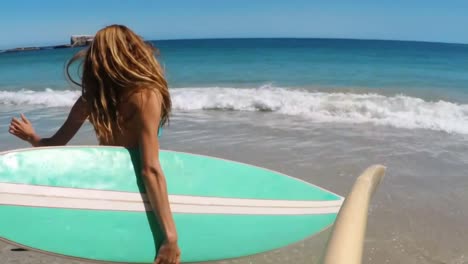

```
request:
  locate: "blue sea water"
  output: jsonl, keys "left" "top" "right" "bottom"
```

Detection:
{"left": 1, "top": 38, "right": 468, "bottom": 135}
{"left": 2, "top": 39, "right": 468, "bottom": 264}
{"left": 2, "top": 39, "right": 468, "bottom": 95}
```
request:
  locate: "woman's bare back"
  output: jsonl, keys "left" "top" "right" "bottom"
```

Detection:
{"left": 95, "top": 89, "right": 162, "bottom": 148}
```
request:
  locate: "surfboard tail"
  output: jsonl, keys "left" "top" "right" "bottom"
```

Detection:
{"left": 321, "top": 165, "right": 386, "bottom": 264}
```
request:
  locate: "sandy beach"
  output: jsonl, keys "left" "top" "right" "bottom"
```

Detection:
{"left": 1, "top": 111, "right": 468, "bottom": 263}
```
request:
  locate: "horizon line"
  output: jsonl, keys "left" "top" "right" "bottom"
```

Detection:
{"left": 2, "top": 36, "right": 467, "bottom": 52}
{"left": 149, "top": 37, "right": 468, "bottom": 46}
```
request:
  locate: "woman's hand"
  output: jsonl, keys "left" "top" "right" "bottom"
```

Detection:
{"left": 155, "top": 240, "right": 181, "bottom": 264}
{"left": 8, "top": 98, "right": 88, "bottom": 147}
{"left": 9, "top": 114, "right": 40, "bottom": 145}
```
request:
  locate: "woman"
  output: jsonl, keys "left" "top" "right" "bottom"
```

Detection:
{"left": 8, "top": 25, "right": 180, "bottom": 264}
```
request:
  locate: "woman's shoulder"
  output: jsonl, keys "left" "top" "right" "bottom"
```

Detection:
{"left": 125, "top": 88, "right": 163, "bottom": 113}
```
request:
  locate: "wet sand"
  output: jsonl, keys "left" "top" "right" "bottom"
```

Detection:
{"left": 1, "top": 111, "right": 468, "bottom": 263}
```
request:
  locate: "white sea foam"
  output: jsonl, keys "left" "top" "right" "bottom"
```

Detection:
{"left": 2, "top": 86, "right": 468, "bottom": 134}
{"left": 0, "top": 89, "right": 80, "bottom": 107}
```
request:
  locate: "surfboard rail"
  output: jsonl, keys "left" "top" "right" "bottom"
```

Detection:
{"left": 321, "top": 165, "right": 386, "bottom": 264}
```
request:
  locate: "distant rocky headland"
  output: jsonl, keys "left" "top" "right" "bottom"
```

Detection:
{"left": 0, "top": 35, "right": 94, "bottom": 53}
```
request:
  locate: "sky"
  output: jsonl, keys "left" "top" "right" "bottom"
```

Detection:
{"left": 1, "top": 0, "right": 468, "bottom": 49}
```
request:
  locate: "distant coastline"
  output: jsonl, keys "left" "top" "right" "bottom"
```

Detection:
{"left": 0, "top": 35, "right": 93, "bottom": 53}
{"left": 2, "top": 37, "right": 467, "bottom": 54}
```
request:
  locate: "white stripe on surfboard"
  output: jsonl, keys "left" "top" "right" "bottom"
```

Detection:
{"left": 0, "top": 193, "right": 341, "bottom": 215}
{"left": 0, "top": 183, "right": 342, "bottom": 215}
{"left": 0, "top": 182, "right": 343, "bottom": 208}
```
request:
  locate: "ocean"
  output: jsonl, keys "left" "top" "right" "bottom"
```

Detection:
{"left": 1, "top": 39, "right": 468, "bottom": 264}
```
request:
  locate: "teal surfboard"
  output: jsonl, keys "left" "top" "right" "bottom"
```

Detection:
{"left": 0, "top": 146, "right": 343, "bottom": 263}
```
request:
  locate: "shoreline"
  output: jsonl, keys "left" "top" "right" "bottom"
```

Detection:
{"left": 2, "top": 112, "right": 468, "bottom": 263}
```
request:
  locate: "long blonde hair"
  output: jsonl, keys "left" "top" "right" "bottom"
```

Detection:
{"left": 66, "top": 24, "right": 171, "bottom": 144}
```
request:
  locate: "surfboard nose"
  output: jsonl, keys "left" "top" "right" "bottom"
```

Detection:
{"left": 321, "top": 165, "right": 386, "bottom": 264}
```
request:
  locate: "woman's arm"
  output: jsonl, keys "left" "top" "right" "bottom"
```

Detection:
{"left": 9, "top": 97, "right": 88, "bottom": 147}
{"left": 133, "top": 90, "right": 180, "bottom": 264}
